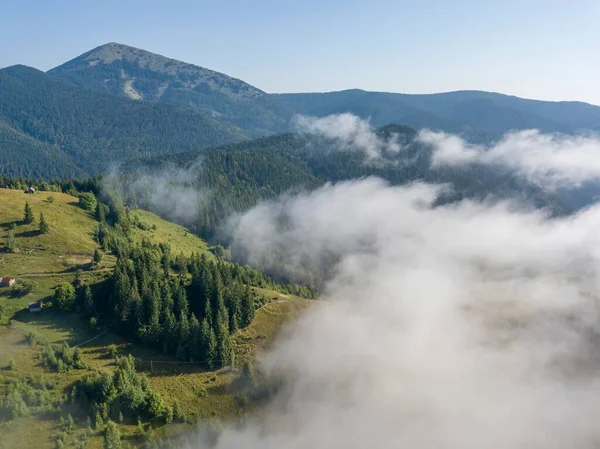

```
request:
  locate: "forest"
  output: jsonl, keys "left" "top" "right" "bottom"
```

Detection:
{"left": 0, "top": 65, "right": 247, "bottom": 176}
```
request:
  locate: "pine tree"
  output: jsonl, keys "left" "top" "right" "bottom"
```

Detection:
{"left": 201, "top": 318, "right": 218, "bottom": 368}
{"left": 174, "top": 285, "right": 189, "bottom": 318}
{"left": 163, "top": 311, "right": 178, "bottom": 354}
{"left": 23, "top": 201, "right": 34, "bottom": 224}
{"left": 94, "top": 410, "right": 103, "bottom": 430}
{"left": 6, "top": 229, "right": 16, "bottom": 251}
{"left": 189, "top": 314, "right": 202, "bottom": 362}
{"left": 66, "top": 413, "right": 75, "bottom": 431}
{"left": 240, "top": 286, "right": 255, "bottom": 328}
{"left": 226, "top": 286, "right": 242, "bottom": 333}
{"left": 93, "top": 248, "right": 102, "bottom": 266}
{"left": 39, "top": 212, "right": 49, "bottom": 234}
{"left": 146, "top": 285, "right": 162, "bottom": 345}
{"left": 81, "top": 285, "right": 95, "bottom": 318}
{"left": 176, "top": 310, "right": 190, "bottom": 361}
{"left": 104, "top": 421, "right": 121, "bottom": 449}
{"left": 216, "top": 309, "right": 234, "bottom": 367}
{"left": 240, "top": 360, "right": 256, "bottom": 388}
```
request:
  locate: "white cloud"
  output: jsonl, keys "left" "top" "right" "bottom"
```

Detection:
{"left": 292, "top": 113, "right": 402, "bottom": 160}
{"left": 420, "top": 129, "right": 600, "bottom": 187}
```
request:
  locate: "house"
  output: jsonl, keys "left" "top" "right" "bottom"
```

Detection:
{"left": 26, "top": 186, "right": 35, "bottom": 194}
{"left": 29, "top": 301, "right": 43, "bottom": 313}
{"left": 0, "top": 277, "right": 15, "bottom": 287}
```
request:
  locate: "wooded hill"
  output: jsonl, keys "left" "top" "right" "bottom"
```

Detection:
{"left": 0, "top": 65, "right": 247, "bottom": 177}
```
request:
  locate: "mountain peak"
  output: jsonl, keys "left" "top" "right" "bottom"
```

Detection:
{"left": 70, "top": 42, "right": 191, "bottom": 72}
{"left": 48, "top": 43, "right": 290, "bottom": 133}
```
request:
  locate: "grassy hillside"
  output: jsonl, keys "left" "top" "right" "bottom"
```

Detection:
{"left": 0, "top": 187, "right": 311, "bottom": 448}
{"left": 0, "top": 188, "right": 114, "bottom": 319}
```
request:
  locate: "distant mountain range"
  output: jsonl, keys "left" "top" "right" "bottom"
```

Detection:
{"left": 275, "top": 90, "right": 600, "bottom": 137}
{"left": 0, "top": 42, "right": 599, "bottom": 177}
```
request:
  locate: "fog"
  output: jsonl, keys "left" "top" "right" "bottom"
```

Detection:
{"left": 209, "top": 178, "right": 600, "bottom": 449}
{"left": 101, "top": 160, "right": 210, "bottom": 227}
{"left": 186, "top": 119, "right": 600, "bottom": 448}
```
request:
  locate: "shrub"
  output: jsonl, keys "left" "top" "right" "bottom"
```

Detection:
{"left": 172, "top": 400, "right": 184, "bottom": 422}
{"left": 164, "top": 405, "right": 173, "bottom": 424}
{"left": 26, "top": 330, "right": 48, "bottom": 346}
{"left": 41, "top": 343, "right": 86, "bottom": 372}
{"left": 107, "top": 344, "right": 118, "bottom": 359}
{"left": 0, "top": 390, "right": 29, "bottom": 419}
{"left": 10, "top": 279, "right": 38, "bottom": 297}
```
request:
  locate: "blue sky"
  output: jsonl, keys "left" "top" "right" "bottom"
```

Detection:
{"left": 2, "top": 0, "right": 599, "bottom": 104}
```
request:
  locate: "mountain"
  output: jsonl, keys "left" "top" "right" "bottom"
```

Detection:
{"left": 274, "top": 89, "right": 600, "bottom": 137}
{"left": 0, "top": 65, "right": 247, "bottom": 176}
{"left": 49, "top": 42, "right": 291, "bottom": 135}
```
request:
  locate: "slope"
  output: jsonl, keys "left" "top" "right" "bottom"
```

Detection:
{"left": 0, "top": 122, "right": 81, "bottom": 178}
{"left": 0, "top": 65, "right": 248, "bottom": 176}
{"left": 49, "top": 42, "right": 291, "bottom": 135}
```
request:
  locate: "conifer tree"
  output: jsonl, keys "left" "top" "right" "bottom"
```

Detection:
{"left": 201, "top": 318, "right": 218, "bottom": 368}
{"left": 39, "top": 212, "right": 49, "bottom": 234}
{"left": 189, "top": 314, "right": 202, "bottom": 362}
{"left": 240, "top": 360, "right": 256, "bottom": 388}
{"left": 23, "top": 201, "right": 34, "bottom": 224}
{"left": 240, "top": 286, "right": 255, "bottom": 328}
{"left": 104, "top": 420, "right": 121, "bottom": 449}
{"left": 93, "top": 248, "right": 102, "bottom": 266}
{"left": 226, "top": 286, "right": 242, "bottom": 333}
{"left": 81, "top": 285, "right": 95, "bottom": 318}
{"left": 6, "top": 229, "right": 16, "bottom": 251}
{"left": 215, "top": 308, "right": 234, "bottom": 367}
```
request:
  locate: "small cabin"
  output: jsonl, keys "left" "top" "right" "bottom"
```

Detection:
{"left": 26, "top": 186, "right": 35, "bottom": 194}
{"left": 29, "top": 301, "right": 43, "bottom": 313}
{"left": 0, "top": 277, "right": 15, "bottom": 287}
